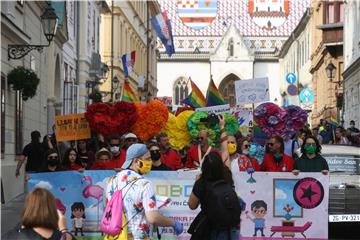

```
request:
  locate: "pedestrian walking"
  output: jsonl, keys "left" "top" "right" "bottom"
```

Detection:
{"left": 105, "top": 143, "right": 183, "bottom": 240}
{"left": 15, "top": 131, "right": 46, "bottom": 177}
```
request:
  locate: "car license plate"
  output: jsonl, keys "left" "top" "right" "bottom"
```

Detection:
{"left": 329, "top": 214, "right": 360, "bottom": 222}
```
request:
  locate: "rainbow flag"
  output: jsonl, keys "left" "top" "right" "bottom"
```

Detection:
{"left": 206, "top": 78, "right": 225, "bottom": 106}
{"left": 182, "top": 79, "right": 206, "bottom": 108}
{"left": 122, "top": 81, "right": 138, "bottom": 102}
{"left": 329, "top": 116, "right": 339, "bottom": 127}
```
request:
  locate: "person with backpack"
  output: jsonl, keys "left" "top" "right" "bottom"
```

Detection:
{"left": 188, "top": 114, "right": 239, "bottom": 240}
{"left": 188, "top": 152, "right": 241, "bottom": 240}
{"left": 104, "top": 143, "right": 183, "bottom": 240}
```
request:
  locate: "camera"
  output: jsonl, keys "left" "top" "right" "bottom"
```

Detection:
{"left": 200, "top": 113, "right": 219, "bottom": 126}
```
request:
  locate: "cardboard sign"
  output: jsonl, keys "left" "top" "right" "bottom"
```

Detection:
{"left": 230, "top": 107, "right": 253, "bottom": 135}
{"left": 196, "top": 104, "right": 230, "bottom": 114}
{"left": 55, "top": 113, "right": 91, "bottom": 142}
{"left": 235, "top": 78, "right": 270, "bottom": 105}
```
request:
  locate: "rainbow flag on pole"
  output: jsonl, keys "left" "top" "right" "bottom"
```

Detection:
{"left": 122, "top": 81, "right": 138, "bottom": 102}
{"left": 206, "top": 77, "right": 225, "bottom": 106}
{"left": 182, "top": 78, "right": 206, "bottom": 108}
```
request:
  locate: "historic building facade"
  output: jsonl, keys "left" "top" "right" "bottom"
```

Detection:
{"left": 1, "top": 1, "right": 67, "bottom": 201}
{"left": 309, "top": 0, "right": 344, "bottom": 126}
{"left": 278, "top": 9, "right": 312, "bottom": 118}
{"left": 343, "top": 1, "right": 360, "bottom": 128}
{"left": 100, "top": 1, "right": 161, "bottom": 102}
{"left": 156, "top": 0, "right": 310, "bottom": 108}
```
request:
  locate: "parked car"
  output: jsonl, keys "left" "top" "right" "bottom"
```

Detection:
{"left": 321, "top": 145, "right": 360, "bottom": 238}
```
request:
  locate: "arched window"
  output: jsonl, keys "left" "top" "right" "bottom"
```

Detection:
{"left": 228, "top": 38, "right": 234, "bottom": 57}
{"left": 173, "top": 77, "right": 189, "bottom": 105}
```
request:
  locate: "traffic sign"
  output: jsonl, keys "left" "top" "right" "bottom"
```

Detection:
{"left": 285, "top": 73, "right": 297, "bottom": 84}
{"left": 287, "top": 84, "right": 298, "bottom": 96}
{"left": 300, "top": 88, "right": 315, "bottom": 103}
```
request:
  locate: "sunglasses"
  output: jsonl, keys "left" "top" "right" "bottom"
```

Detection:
{"left": 267, "top": 143, "right": 274, "bottom": 146}
{"left": 48, "top": 156, "right": 58, "bottom": 160}
{"left": 110, "top": 144, "right": 120, "bottom": 147}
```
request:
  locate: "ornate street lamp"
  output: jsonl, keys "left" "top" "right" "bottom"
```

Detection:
{"left": 8, "top": 4, "right": 58, "bottom": 60}
{"left": 325, "top": 62, "right": 336, "bottom": 80}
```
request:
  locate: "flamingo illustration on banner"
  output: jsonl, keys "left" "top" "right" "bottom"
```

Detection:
{"left": 81, "top": 176, "right": 104, "bottom": 226}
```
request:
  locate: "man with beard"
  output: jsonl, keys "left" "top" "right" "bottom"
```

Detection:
{"left": 156, "top": 132, "right": 183, "bottom": 170}
{"left": 261, "top": 136, "right": 293, "bottom": 172}
{"left": 185, "top": 130, "right": 218, "bottom": 168}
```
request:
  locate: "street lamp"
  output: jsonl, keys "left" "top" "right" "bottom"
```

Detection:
{"left": 325, "top": 62, "right": 336, "bottom": 80}
{"left": 8, "top": 3, "right": 58, "bottom": 60}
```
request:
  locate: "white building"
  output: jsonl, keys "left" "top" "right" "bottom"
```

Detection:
{"left": 62, "top": 1, "right": 110, "bottom": 115}
{"left": 343, "top": 1, "right": 360, "bottom": 128}
{"left": 1, "top": 1, "right": 67, "bottom": 201}
{"left": 156, "top": 0, "right": 310, "bottom": 108}
{"left": 278, "top": 9, "right": 312, "bottom": 110}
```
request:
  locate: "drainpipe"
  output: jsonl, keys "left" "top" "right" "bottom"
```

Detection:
{"left": 146, "top": 1, "right": 150, "bottom": 102}
{"left": 76, "top": 1, "right": 80, "bottom": 109}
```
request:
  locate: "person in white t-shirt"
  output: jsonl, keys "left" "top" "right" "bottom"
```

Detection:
{"left": 106, "top": 143, "right": 183, "bottom": 240}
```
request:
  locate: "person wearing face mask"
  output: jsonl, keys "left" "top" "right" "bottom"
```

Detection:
{"left": 293, "top": 136, "right": 329, "bottom": 175}
{"left": 105, "top": 143, "right": 183, "bottom": 239}
{"left": 261, "top": 136, "right": 293, "bottom": 172}
{"left": 91, "top": 148, "right": 113, "bottom": 170}
{"left": 226, "top": 137, "right": 260, "bottom": 172}
{"left": 41, "top": 149, "right": 63, "bottom": 172}
{"left": 109, "top": 134, "right": 126, "bottom": 169}
{"left": 149, "top": 143, "right": 170, "bottom": 171}
{"left": 156, "top": 132, "right": 183, "bottom": 170}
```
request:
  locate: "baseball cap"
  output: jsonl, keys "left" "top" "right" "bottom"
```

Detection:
{"left": 124, "top": 133, "right": 137, "bottom": 139}
{"left": 122, "top": 143, "right": 148, "bottom": 169}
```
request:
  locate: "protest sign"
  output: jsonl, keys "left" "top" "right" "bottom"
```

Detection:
{"left": 28, "top": 171, "right": 328, "bottom": 240}
{"left": 55, "top": 113, "right": 91, "bottom": 142}
{"left": 195, "top": 104, "right": 230, "bottom": 114}
{"left": 230, "top": 107, "right": 253, "bottom": 135}
{"left": 235, "top": 77, "right": 270, "bottom": 105}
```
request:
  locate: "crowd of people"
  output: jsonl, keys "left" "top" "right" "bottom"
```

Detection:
{"left": 11, "top": 117, "right": 360, "bottom": 240}
{"left": 15, "top": 119, "right": 360, "bottom": 177}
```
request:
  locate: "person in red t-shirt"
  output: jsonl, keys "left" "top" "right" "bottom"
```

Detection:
{"left": 63, "top": 148, "right": 84, "bottom": 171}
{"left": 91, "top": 148, "right": 114, "bottom": 170}
{"left": 156, "top": 132, "right": 183, "bottom": 170}
{"left": 186, "top": 130, "right": 218, "bottom": 168}
{"left": 261, "top": 136, "right": 293, "bottom": 172}
{"left": 109, "top": 134, "right": 126, "bottom": 170}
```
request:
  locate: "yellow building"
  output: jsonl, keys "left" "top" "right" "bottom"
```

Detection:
{"left": 310, "top": 0, "right": 344, "bottom": 126}
{"left": 100, "top": 1, "right": 161, "bottom": 102}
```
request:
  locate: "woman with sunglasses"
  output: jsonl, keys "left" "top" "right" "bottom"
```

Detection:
{"left": 226, "top": 136, "right": 260, "bottom": 172}
{"left": 292, "top": 136, "right": 329, "bottom": 175}
{"left": 41, "top": 149, "right": 63, "bottom": 172}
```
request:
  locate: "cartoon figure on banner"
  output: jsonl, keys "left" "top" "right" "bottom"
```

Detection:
{"left": 246, "top": 200, "right": 268, "bottom": 237}
{"left": 82, "top": 176, "right": 104, "bottom": 225}
{"left": 71, "top": 202, "right": 86, "bottom": 236}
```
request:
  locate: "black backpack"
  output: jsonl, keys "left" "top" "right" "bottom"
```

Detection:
{"left": 205, "top": 180, "right": 241, "bottom": 230}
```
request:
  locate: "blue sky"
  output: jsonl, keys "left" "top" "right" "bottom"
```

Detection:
{"left": 274, "top": 179, "right": 302, "bottom": 217}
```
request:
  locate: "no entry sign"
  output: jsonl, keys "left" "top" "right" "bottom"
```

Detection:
{"left": 287, "top": 84, "right": 298, "bottom": 96}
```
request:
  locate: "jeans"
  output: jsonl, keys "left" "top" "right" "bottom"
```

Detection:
{"left": 210, "top": 228, "right": 240, "bottom": 240}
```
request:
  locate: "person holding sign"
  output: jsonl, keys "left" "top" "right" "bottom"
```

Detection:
{"left": 292, "top": 136, "right": 329, "bottom": 175}
{"left": 261, "top": 136, "right": 293, "bottom": 172}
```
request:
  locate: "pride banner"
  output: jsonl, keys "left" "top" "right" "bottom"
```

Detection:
{"left": 28, "top": 171, "right": 328, "bottom": 240}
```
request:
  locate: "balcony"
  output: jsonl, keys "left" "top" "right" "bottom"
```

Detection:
{"left": 317, "top": 22, "right": 343, "bottom": 45}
